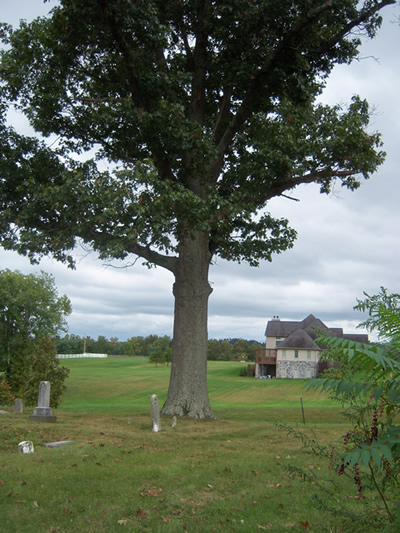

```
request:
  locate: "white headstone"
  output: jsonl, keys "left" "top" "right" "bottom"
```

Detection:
{"left": 18, "top": 441, "right": 34, "bottom": 454}
{"left": 151, "top": 394, "right": 161, "bottom": 433}
{"left": 29, "top": 381, "right": 57, "bottom": 422}
{"left": 37, "top": 381, "right": 51, "bottom": 407}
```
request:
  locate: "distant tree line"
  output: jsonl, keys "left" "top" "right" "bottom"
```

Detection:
{"left": 55, "top": 334, "right": 263, "bottom": 363}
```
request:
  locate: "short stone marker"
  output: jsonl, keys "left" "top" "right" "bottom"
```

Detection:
{"left": 18, "top": 441, "right": 34, "bottom": 454}
{"left": 45, "top": 441, "right": 74, "bottom": 448}
{"left": 172, "top": 416, "right": 177, "bottom": 428}
{"left": 14, "top": 398, "right": 23, "bottom": 414}
{"left": 0, "top": 410, "right": 10, "bottom": 415}
{"left": 29, "top": 381, "right": 57, "bottom": 423}
{"left": 151, "top": 394, "right": 161, "bottom": 432}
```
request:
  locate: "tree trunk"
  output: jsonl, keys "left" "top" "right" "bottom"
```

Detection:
{"left": 161, "top": 230, "right": 215, "bottom": 419}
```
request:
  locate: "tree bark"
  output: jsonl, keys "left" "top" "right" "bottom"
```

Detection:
{"left": 161, "top": 230, "right": 215, "bottom": 419}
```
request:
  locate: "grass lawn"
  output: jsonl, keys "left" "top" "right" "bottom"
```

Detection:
{"left": 0, "top": 358, "right": 396, "bottom": 532}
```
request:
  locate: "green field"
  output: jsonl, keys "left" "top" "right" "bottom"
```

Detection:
{"left": 60, "top": 358, "right": 334, "bottom": 413}
{"left": 0, "top": 358, "right": 396, "bottom": 532}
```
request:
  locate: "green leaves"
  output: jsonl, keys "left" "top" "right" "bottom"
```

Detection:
{"left": 0, "top": 269, "right": 71, "bottom": 370}
{"left": 0, "top": 0, "right": 392, "bottom": 270}
{"left": 308, "top": 305, "right": 400, "bottom": 493}
{"left": 343, "top": 438, "right": 395, "bottom": 469}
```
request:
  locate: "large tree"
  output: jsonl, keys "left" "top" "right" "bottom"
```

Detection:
{"left": 0, "top": 0, "right": 393, "bottom": 417}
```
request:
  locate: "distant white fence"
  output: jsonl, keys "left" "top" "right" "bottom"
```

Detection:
{"left": 56, "top": 353, "right": 108, "bottom": 359}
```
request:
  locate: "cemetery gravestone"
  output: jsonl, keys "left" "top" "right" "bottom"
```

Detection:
{"left": 151, "top": 394, "right": 161, "bottom": 432}
{"left": 14, "top": 398, "right": 23, "bottom": 414}
{"left": 29, "top": 381, "right": 57, "bottom": 423}
{"left": 45, "top": 441, "right": 74, "bottom": 448}
{"left": 18, "top": 441, "right": 34, "bottom": 454}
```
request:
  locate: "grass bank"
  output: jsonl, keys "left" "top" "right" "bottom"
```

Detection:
{"left": 0, "top": 358, "right": 394, "bottom": 532}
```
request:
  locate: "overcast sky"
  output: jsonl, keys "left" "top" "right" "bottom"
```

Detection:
{"left": 1, "top": 1, "right": 399, "bottom": 342}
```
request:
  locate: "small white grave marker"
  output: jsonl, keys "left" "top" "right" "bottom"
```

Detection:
{"left": 18, "top": 441, "right": 34, "bottom": 454}
{"left": 151, "top": 394, "right": 161, "bottom": 433}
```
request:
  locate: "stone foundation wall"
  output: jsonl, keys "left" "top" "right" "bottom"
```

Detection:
{"left": 277, "top": 360, "right": 318, "bottom": 379}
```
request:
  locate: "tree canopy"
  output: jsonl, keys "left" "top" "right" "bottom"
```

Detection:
{"left": 0, "top": 269, "right": 71, "bottom": 369}
{"left": 0, "top": 0, "right": 394, "bottom": 417}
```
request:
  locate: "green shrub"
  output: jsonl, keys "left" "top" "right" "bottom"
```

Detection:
{"left": 0, "top": 378, "right": 14, "bottom": 405}
{"left": 318, "top": 366, "right": 343, "bottom": 380}
{"left": 24, "top": 337, "right": 70, "bottom": 408}
{"left": 6, "top": 337, "right": 69, "bottom": 408}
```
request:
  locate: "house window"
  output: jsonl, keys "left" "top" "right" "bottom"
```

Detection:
{"left": 294, "top": 368, "right": 299, "bottom": 378}
{"left": 294, "top": 350, "right": 299, "bottom": 358}
{"left": 281, "top": 350, "right": 286, "bottom": 359}
{"left": 307, "top": 350, "right": 311, "bottom": 359}
{"left": 306, "top": 369, "right": 312, "bottom": 378}
{"left": 281, "top": 368, "right": 287, "bottom": 378}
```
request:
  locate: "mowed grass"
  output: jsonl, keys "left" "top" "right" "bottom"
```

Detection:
{"left": 60, "top": 358, "right": 335, "bottom": 413}
{"left": 0, "top": 358, "right": 394, "bottom": 532}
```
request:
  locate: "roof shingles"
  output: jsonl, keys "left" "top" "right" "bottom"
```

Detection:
{"left": 266, "top": 314, "right": 368, "bottom": 346}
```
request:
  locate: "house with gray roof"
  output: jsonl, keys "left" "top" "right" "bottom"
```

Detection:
{"left": 255, "top": 314, "right": 369, "bottom": 379}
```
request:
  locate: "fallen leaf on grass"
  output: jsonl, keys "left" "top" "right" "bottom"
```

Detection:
{"left": 0, "top": 480, "right": 5, "bottom": 484}
{"left": 299, "top": 520, "right": 310, "bottom": 529}
{"left": 32, "top": 501, "right": 39, "bottom": 508}
{"left": 140, "top": 487, "right": 162, "bottom": 498}
{"left": 136, "top": 508, "right": 147, "bottom": 520}
{"left": 117, "top": 519, "right": 128, "bottom": 526}
{"left": 161, "top": 516, "right": 171, "bottom": 523}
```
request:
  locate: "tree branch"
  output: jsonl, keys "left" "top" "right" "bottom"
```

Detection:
{"left": 90, "top": 230, "right": 178, "bottom": 274}
{"left": 78, "top": 96, "right": 126, "bottom": 103}
{"left": 208, "top": 0, "right": 394, "bottom": 182}
{"left": 208, "top": 2, "right": 334, "bottom": 181}
{"left": 262, "top": 167, "right": 353, "bottom": 203}
{"left": 316, "top": 0, "right": 396, "bottom": 54}
{"left": 125, "top": 241, "right": 178, "bottom": 274}
{"left": 190, "top": 0, "right": 211, "bottom": 125}
{"left": 211, "top": 86, "right": 232, "bottom": 143}
{"left": 95, "top": 0, "right": 176, "bottom": 183}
